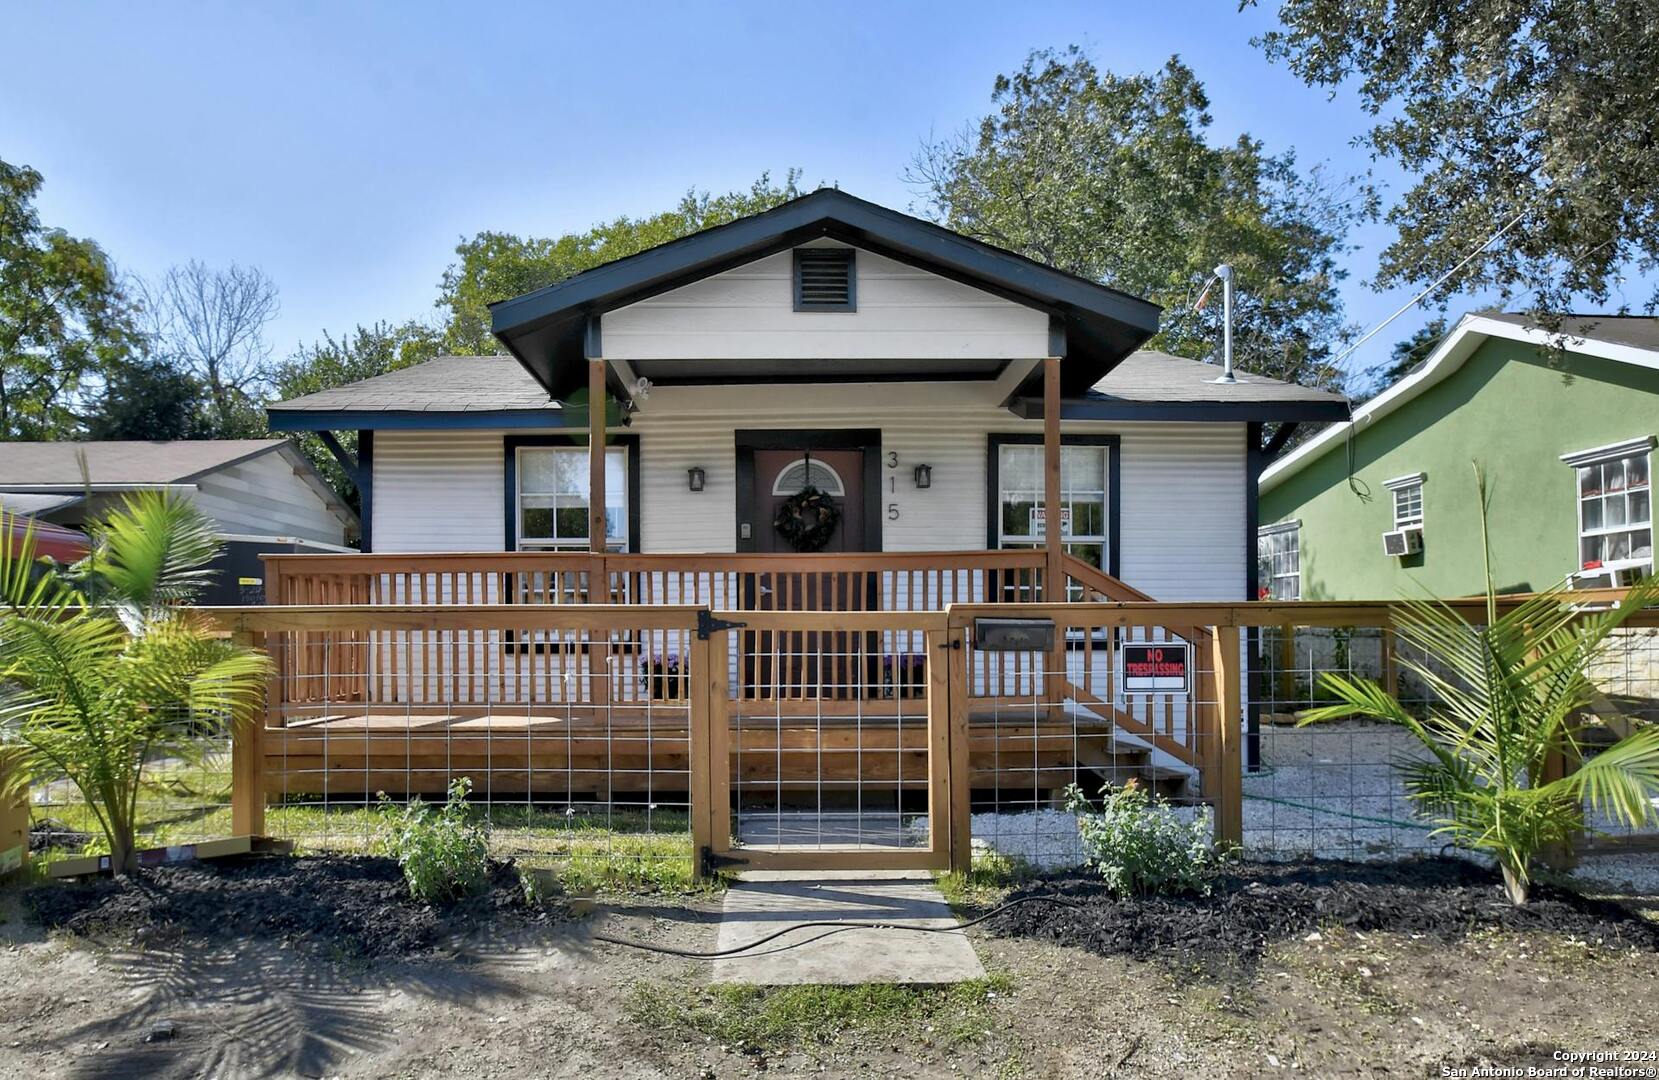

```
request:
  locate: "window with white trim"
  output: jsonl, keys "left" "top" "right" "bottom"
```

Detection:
{"left": 1564, "top": 438, "right": 1653, "bottom": 575}
{"left": 1384, "top": 473, "right": 1425, "bottom": 529}
{"left": 1257, "top": 521, "right": 1301, "bottom": 600}
{"left": 996, "top": 443, "right": 1110, "bottom": 575}
{"left": 515, "top": 446, "right": 628, "bottom": 551}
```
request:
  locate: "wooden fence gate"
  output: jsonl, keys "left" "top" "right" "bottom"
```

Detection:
{"left": 691, "top": 611, "right": 957, "bottom": 875}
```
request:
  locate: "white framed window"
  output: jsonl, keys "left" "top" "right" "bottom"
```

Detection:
{"left": 515, "top": 446, "right": 629, "bottom": 551}
{"left": 1384, "top": 472, "right": 1425, "bottom": 529}
{"left": 995, "top": 441, "right": 1111, "bottom": 578}
{"left": 1257, "top": 521, "right": 1301, "bottom": 600}
{"left": 1562, "top": 437, "right": 1653, "bottom": 576}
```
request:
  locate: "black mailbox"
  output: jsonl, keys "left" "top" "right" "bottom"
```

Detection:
{"left": 973, "top": 618, "right": 1056, "bottom": 652}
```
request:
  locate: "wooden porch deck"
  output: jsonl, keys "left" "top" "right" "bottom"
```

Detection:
{"left": 249, "top": 549, "right": 1205, "bottom": 802}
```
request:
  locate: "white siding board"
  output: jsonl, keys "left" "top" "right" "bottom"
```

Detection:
{"left": 372, "top": 430, "right": 510, "bottom": 552}
{"left": 603, "top": 249, "right": 1049, "bottom": 361}
{"left": 368, "top": 390, "right": 1249, "bottom": 602}
{"left": 186, "top": 450, "right": 348, "bottom": 544}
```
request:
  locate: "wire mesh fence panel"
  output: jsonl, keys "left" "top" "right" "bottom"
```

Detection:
{"left": 1252, "top": 620, "right": 1659, "bottom": 860}
{"left": 949, "top": 606, "right": 1222, "bottom": 872}
{"left": 725, "top": 614, "right": 942, "bottom": 857}
{"left": 252, "top": 606, "right": 706, "bottom": 887}
{"left": 25, "top": 738, "right": 236, "bottom": 866}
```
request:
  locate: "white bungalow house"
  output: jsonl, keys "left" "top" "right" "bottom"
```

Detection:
{"left": 268, "top": 189, "right": 1344, "bottom": 602}
{"left": 252, "top": 190, "right": 1347, "bottom": 828}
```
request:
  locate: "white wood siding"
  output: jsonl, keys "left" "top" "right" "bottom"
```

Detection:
{"left": 368, "top": 385, "right": 1249, "bottom": 601}
{"left": 188, "top": 449, "right": 348, "bottom": 544}
{"left": 602, "top": 247, "right": 1049, "bottom": 361}
{"left": 371, "top": 430, "right": 507, "bottom": 552}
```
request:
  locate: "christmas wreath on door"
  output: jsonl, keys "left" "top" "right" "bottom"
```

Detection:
{"left": 773, "top": 486, "right": 841, "bottom": 552}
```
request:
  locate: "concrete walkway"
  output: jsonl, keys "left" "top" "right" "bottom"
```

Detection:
{"left": 711, "top": 870, "right": 985, "bottom": 986}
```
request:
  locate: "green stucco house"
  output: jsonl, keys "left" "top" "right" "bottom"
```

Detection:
{"left": 1258, "top": 313, "right": 1658, "bottom": 600}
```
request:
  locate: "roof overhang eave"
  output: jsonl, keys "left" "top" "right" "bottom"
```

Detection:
{"left": 266, "top": 408, "right": 574, "bottom": 432}
{"left": 1007, "top": 396, "right": 1351, "bottom": 423}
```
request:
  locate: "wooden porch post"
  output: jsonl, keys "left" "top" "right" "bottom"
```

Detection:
{"left": 1042, "top": 356, "right": 1063, "bottom": 600}
{"left": 1042, "top": 356, "right": 1066, "bottom": 711}
{"left": 230, "top": 628, "right": 267, "bottom": 837}
{"left": 1208, "top": 624, "right": 1244, "bottom": 848}
{"left": 588, "top": 357, "right": 608, "bottom": 555}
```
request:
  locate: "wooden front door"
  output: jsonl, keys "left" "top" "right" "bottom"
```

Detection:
{"left": 751, "top": 448, "right": 867, "bottom": 553}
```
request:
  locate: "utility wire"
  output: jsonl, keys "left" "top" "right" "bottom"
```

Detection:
{"left": 1331, "top": 202, "right": 1534, "bottom": 376}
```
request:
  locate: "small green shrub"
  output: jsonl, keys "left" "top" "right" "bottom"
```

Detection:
{"left": 377, "top": 778, "right": 490, "bottom": 903}
{"left": 1064, "top": 781, "right": 1217, "bottom": 897}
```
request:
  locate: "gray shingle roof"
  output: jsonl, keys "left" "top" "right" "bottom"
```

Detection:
{"left": 1089, "top": 350, "right": 1348, "bottom": 404}
{"left": 1478, "top": 311, "right": 1659, "bottom": 352}
{"left": 268, "top": 355, "right": 556, "bottom": 414}
{"left": 269, "top": 350, "right": 1343, "bottom": 415}
{"left": 0, "top": 439, "right": 289, "bottom": 486}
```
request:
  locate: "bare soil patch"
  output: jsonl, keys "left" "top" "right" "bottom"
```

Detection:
{"left": 984, "top": 856, "right": 1659, "bottom": 973}
{"left": 23, "top": 853, "right": 565, "bottom": 958}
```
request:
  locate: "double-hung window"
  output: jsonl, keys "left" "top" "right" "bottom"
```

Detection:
{"left": 1563, "top": 437, "right": 1653, "bottom": 576}
{"left": 514, "top": 446, "right": 628, "bottom": 551}
{"left": 1384, "top": 473, "right": 1425, "bottom": 529}
{"left": 1256, "top": 522, "right": 1301, "bottom": 600}
{"left": 994, "top": 440, "right": 1112, "bottom": 576}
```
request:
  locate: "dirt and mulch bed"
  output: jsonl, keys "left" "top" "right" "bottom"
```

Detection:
{"left": 984, "top": 856, "right": 1659, "bottom": 974}
{"left": 23, "top": 853, "right": 567, "bottom": 959}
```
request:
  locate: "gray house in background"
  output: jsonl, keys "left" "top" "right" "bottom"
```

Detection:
{"left": 0, "top": 439, "right": 358, "bottom": 552}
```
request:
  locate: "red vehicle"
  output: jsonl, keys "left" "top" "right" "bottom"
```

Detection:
{"left": 1, "top": 512, "right": 89, "bottom": 564}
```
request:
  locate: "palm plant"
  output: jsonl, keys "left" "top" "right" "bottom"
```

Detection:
{"left": 0, "top": 493, "right": 269, "bottom": 876}
{"left": 1300, "top": 467, "right": 1659, "bottom": 905}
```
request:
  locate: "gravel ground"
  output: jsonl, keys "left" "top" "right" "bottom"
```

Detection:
{"left": 920, "top": 722, "right": 1659, "bottom": 886}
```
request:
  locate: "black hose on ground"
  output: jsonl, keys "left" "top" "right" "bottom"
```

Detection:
{"left": 590, "top": 893, "right": 1078, "bottom": 959}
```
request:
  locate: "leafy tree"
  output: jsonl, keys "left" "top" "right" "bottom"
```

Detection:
{"left": 438, "top": 172, "right": 806, "bottom": 354}
{"left": 1300, "top": 467, "right": 1659, "bottom": 905}
{"left": 84, "top": 356, "right": 210, "bottom": 440}
{"left": 908, "top": 51, "right": 1368, "bottom": 390}
{"left": 137, "top": 260, "right": 279, "bottom": 437}
{"left": 0, "top": 494, "right": 270, "bottom": 876}
{"left": 1257, "top": 0, "right": 1659, "bottom": 317}
{"left": 0, "top": 158, "right": 140, "bottom": 438}
{"left": 271, "top": 320, "right": 443, "bottom": 505}
{"left": 1360, "top": 316, "right": 1448, "bottom": 398}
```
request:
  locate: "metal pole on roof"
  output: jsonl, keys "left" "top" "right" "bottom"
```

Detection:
{"left": 1211, "top": 264, "right": 1237, "bottom": 384}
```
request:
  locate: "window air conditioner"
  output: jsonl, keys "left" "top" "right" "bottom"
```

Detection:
{"left": 1381, "top": 526, "right": 1423, "bottom": 557}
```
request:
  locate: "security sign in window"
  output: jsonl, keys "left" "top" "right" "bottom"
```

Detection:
{"left": 1119, "top": 642, "right": 1192, "bottom": 695}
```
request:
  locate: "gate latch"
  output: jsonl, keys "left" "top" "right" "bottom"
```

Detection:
{"left": 697, "top": 610, "right": 747, "bottom": 640}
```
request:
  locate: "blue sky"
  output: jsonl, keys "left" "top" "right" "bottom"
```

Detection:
{"left": 0, "top": 1, "right": 1538, "bottom": 381}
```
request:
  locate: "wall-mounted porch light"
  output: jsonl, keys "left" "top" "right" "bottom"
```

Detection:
{"left": 913, "top": 463, "right": 932, "bottom": 489}
{"left": 687, "top": 467, "right": 706, "bottom": 492}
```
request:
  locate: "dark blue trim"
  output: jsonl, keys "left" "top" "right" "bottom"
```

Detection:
{"left": 357, "top": 429, "right": 374, "bottom": 552}
{"left": 267, "top": 409, "right": 573, "bottom": 432}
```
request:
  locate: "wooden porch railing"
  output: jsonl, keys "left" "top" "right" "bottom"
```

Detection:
{"left": 259, "top": 550, "right": 1052, "bottom": 712}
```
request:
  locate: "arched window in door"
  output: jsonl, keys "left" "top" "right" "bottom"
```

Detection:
{"left": 771, "top": 457, "right": 846, "bottom": 497}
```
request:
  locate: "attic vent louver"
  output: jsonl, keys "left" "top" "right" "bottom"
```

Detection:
{"left": 793, "top": 248, "right": 856, "bottom": 311}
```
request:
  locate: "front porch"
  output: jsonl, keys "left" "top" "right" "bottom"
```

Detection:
{"left": 253, "top": 549, "right": 1209, "bottom": 813}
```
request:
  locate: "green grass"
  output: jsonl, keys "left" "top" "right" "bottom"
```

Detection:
{"left": 625, "top": 974, "right": 1015, "bottom": 1053}
{"left": 30, "top": 759, "right": 713, "bottom": 895}
{"left": 934, "top": 850, "right": 1035, "bottom": 910}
